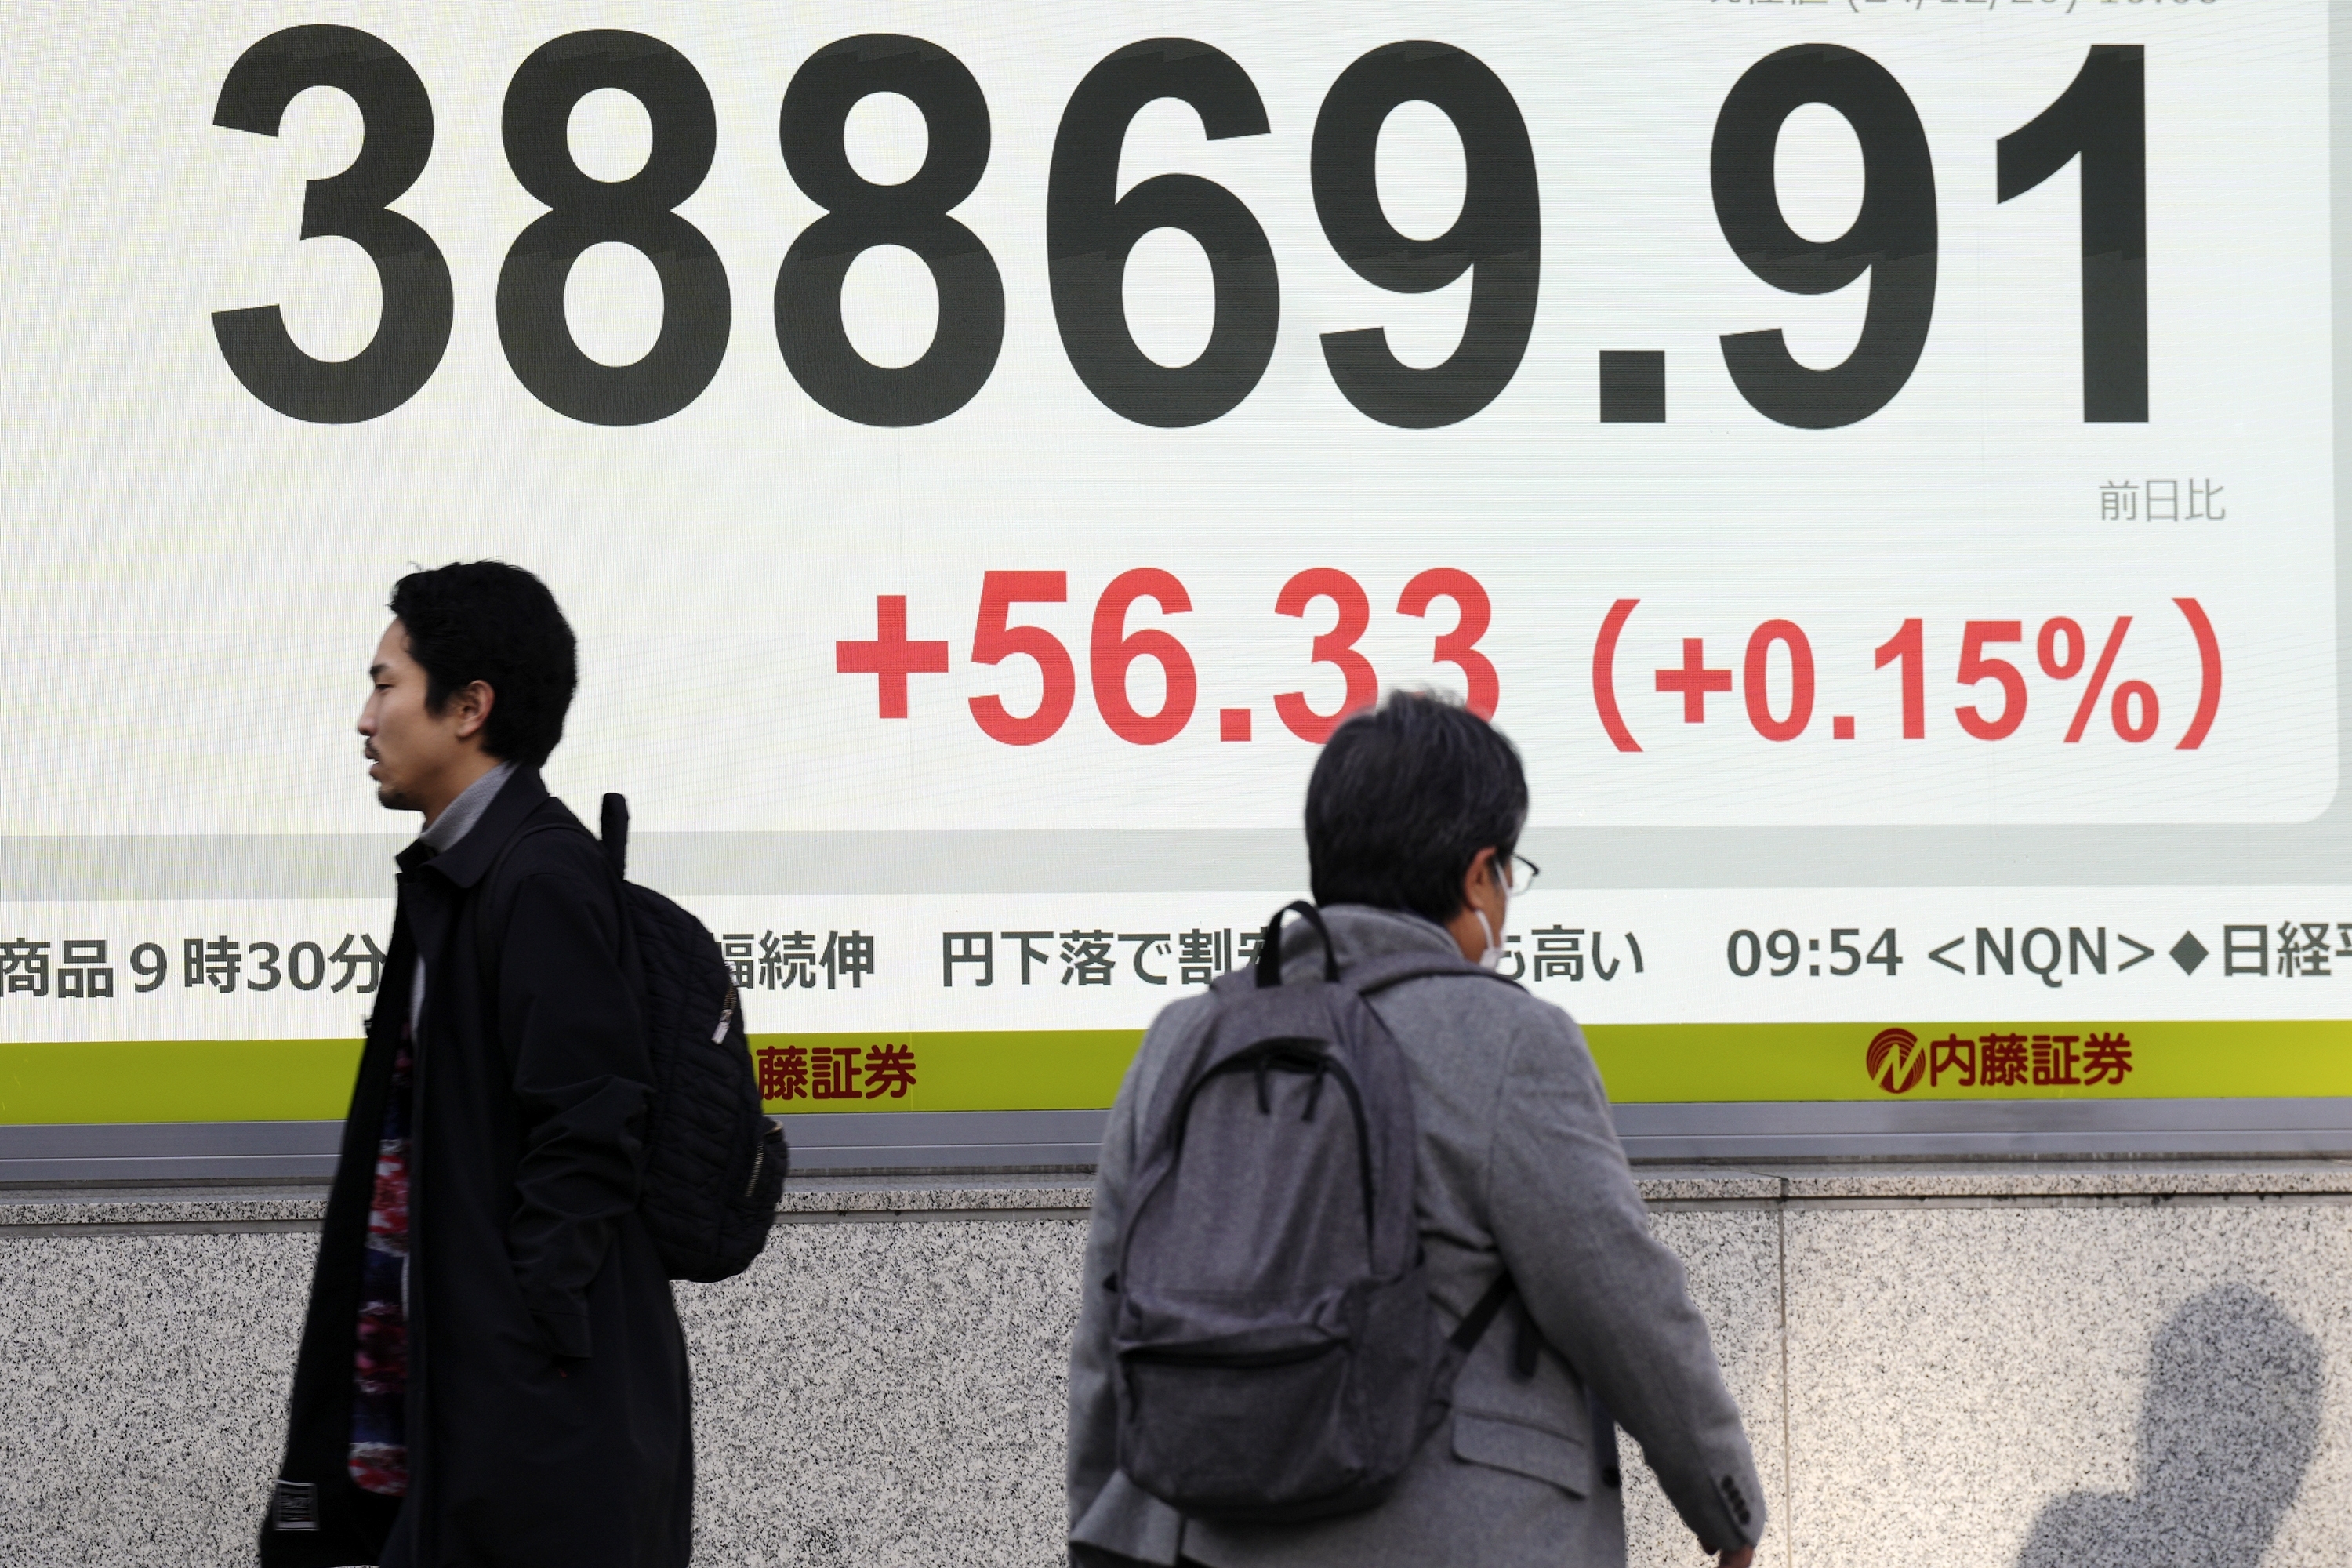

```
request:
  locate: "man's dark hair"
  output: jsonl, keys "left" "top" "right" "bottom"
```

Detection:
{"left": 1305, "top": 691, "right": 1529, "bottom": 925}
{"left": 388, "top": 561, "right": 577, "bottom": 769}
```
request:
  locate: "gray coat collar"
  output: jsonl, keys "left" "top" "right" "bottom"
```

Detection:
{"left": 1276, "top": 902, "right": 1460, "bottom": 979}
{"left": 418, "top": 760, "right": 516, "bottom": 855}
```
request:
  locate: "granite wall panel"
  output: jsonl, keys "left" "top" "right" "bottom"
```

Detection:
{"left": 1781, "top": 1202, "right": 2352, "bottom": 1568}
{"left": 676, "top": 1217, "right": 1087, "bottom": 1568}
{"left": 0, "top": 1232, "right": 310, "bottom": 1566}
{"left": 5, "top": 1178, "right": 2349, "bottom": 1568}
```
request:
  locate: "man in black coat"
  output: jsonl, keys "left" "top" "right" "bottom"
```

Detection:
{"left": 263, "top": 562, "right": 691, "bottom": 1568}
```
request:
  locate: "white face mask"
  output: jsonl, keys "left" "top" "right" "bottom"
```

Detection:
{"left": 1473, "top": 909, "right": 1503, "bottom": 970}
{"left": 1473, "top": 867, "right": 1511, "bottom": 970}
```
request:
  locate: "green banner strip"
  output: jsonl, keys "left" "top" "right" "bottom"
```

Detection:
{"left": 5, "top": 1020, "right": 2350, "bottom": 1124}
{"left": 744, "top": 1031, "right": 1141, "bottom": 1114}
{"left": 0, "top": 1039, "right": 365, "bottom": 1125}
{"left": 1584, "top": 1020, "right": 2352, "bottom": 1102}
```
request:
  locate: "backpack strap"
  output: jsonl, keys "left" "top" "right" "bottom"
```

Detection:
{"left": 597, "top": 793, "right": 629, "bottom": 878}
{"left": 1450, "top": 1272, "right": 1542, "bottom": 1376}
{"left": 1254, "top": 901, "right": 1340, "bottom": 987}
{"left": 1449, "top": 1272, "right": 1518, "bottom": 1353}
{"left": 1356, "top": 943, "right": 1615, "bottom": 1472}
{"left": 1454, "top": 1272, "right": 1621, "bottom": 1480}
{"left": 1353, "top": 949, "right": 1532, "bottom": 1381}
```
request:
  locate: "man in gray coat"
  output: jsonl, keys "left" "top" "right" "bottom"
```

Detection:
{"left": 1067, "top": 692, "right": 1763, "bottom": 1568}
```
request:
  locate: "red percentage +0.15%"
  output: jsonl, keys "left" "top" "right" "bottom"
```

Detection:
{"left": 1590, "top": 599, "right": 2223, "bottom": 751}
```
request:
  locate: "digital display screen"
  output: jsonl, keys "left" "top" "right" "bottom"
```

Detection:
{"left": 0, "top": 1, "right": 2339, "bottom": 1152}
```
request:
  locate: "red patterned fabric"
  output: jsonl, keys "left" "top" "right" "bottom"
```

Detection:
{"left": 348, "top": 1038, "right": 412, "bottom": 1496}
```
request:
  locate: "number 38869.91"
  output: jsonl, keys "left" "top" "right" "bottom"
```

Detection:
{"left": 214, "top": 27, "right": 2146, "bottom": 430}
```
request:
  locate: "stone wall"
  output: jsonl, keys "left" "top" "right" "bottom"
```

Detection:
{"left": 2, "top": 1165, "right": 2347, "bottom": 1567}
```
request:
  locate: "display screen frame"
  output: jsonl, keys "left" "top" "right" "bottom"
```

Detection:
{"left": 1, "top": 0, "right": 2347, "bottom": 1178}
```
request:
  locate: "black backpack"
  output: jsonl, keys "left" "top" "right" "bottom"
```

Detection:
{"left": 1108, "top": 902, "right": 1524, "bottom": 1524}
{"left": 482, "top": 793, "right": 786, "bottom": 1283}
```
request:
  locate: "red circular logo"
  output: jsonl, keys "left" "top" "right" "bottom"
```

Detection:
{"left": 1866, "top": 1028, "right": 1926, "bottom": 1094}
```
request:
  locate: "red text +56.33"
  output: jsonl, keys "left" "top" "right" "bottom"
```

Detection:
{"left": 836, "top": 569, "right": 1491, "bottom": 746}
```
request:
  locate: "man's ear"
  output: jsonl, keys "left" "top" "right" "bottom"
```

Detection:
{"left": 449, "top": 680, "right": 495, "bottom": 742}
{"left": 1457, "top": 846, "right": 1499, "bottom": 916}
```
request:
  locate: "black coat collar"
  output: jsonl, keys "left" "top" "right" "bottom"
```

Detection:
{"left": 394, "top": 767, "right": 551, "bottom": 887}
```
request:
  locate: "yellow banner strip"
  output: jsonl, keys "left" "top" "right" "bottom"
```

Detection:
{"left": 0, "top": 1039, "right": 365, "bottom": 1125}
{"left": 4, "top": 1020, "right": 2350, "bottom": 1125}
{"left": 1585, "top": 1020, "right": 2352, "bottom": 1102}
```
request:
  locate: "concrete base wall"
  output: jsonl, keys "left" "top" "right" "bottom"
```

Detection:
{"left": 2, "top": 1165, "right": 2348, "bottom": 1567}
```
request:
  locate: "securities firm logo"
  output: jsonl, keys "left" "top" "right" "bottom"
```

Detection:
{"left": 1865, "top": 1028, "right": 1926, "bottom": 1094}
{"left": 1864, "top": 1025, "right": 2139, "bottom": 1093}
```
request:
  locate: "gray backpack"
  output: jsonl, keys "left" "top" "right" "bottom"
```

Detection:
{"left": 1109, "top": 902, "right": 1523, "bottom": 1524}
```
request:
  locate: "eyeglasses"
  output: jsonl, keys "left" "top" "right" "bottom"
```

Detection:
{"left": 1499, "top": 853, "right": 1540, "bottom": 893}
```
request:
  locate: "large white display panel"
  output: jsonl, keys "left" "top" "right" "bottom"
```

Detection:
{"left": 0, "top": 0, "right": 2341, "bottom": 1151}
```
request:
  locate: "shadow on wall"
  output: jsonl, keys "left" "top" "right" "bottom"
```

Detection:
{"left": 2016, "top": 1283, "right": 2321, "bottom": 1568}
